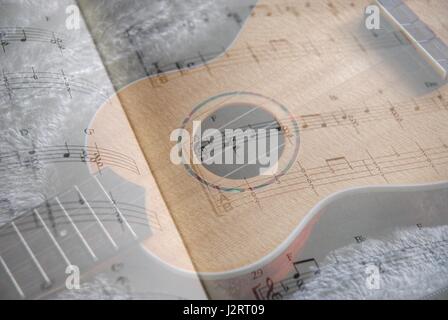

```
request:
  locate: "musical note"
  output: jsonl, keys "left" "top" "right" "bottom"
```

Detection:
{"left": 63, "top": 142, "right": 71, "bottom": 158}
{"left": 436, "top": 91, "right": 447, "bottom": 108}
{"left": 22, "top": 150, "right": 40, "bottom": 171}
{"left": 226, "top": 10, "right": 243, "bottom": 26}
{"left": 246, "top": 42, "right": 259, "bottom": 64}
{"left": 325, "top": 156, "right": 353, "bottom": 173}
{"left": 152, "top": 62, "right": 163, "bottom": 75}
{"left": 280, "top": 281, "right": 290, "bottom": 293}
{"left": 80, "top": 148, "right": 88, "bottom": 163}
{"left": 175, "top": 61, "right": 185, "bottom": 74}
{"left": 60, "top": 69, "right": 72, "bottom": 98}
{"left": 76, "top": 189, "right": 85, "bottom": 205}
{"left": 2, "top": 69, "right": 12, "bottom": 99}
{"left": 265, "top": 277, "right": 282, "bottom": 300}
{"left": 84, "top": 128, "right": 95, "bottom": 136}
{"left": 293, "top": 258, "right": 320, "bottom": 280}
{"left": 347, "top": 114, "right": 359, "bottom": 132}
{"left": 300, "top": 113, "right": 327, "bottom": 129}
{"left": 251, "top": 259, "right": 322, "bottom": 300}
{"left": 109, "top": 192, "right": 124, "bottom": 230}
{"left": 50, "top": 32, "right": 64, "bottom": 52}
{"left": 388, "top": 102, "right": 403, "bottom": 126}
{"left": 31, "top": 67, "right": 38, "bottom": 80}
{"left": 269, "top": 38, "right": 291, "bottom": 52}
{"left": 0, "top": 31, "right": 9, "bottom": 53}
{"left": 251, "top": 283, "right": 263, "bottom": 300}
{"left": 92, "top": 143, "right": 104, "bottom": 173}
{"left": 198, "top": 51, "right": 212, "bottom": 75}
{"left": 250, "top": 4, "right": 273, "bottom": 17}
{"left": 20, "top": 29, "right": 27, "bottom": 42}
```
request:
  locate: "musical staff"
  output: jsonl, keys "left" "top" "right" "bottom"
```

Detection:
{"left": 203, "top": 93, "right": 448, "bottom": 144}
{"left": 298, "top": 95, "right": 447, "bottom": 132}
{"left": 189, "top": 93, "right": 448, "bottom": 174}
{"left": 253, "top": 258, "right": 320, "bottom": 300}
{"left": 0, "top": 199, "right": 161, "bottom": 236}
{"left": 127, "top": 27, "right": 411, "bottom": 88}
{"left": 209, "top": 141, "right": 448, "bottom": 214}
{"left": 0, "top": 168, "right": 159, "bottom": 299}
{"left": 285, "top": 93, "right": 447, "bottom": 133}
{"left": 253, "top": 234, "right": 448, "bottom": 300}
{"left": 0, "top": 144, "right": 140, "bottom": 175}
{"left": 122, "top": 1, "right": 412, "bottom": 89}
{"left": 0, "top": 69, "right": 109, "bottom": 100}
{"left": 0, "top": 27, "right": 65, "bottom": 54}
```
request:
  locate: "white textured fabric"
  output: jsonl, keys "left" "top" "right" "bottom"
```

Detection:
{"left": 291, "top": 225, "right": 448, "bottom": 300}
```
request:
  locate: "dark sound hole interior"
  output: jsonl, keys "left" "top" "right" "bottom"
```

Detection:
{"left": 196, "top": 103, "right": 285, "bottom": 180}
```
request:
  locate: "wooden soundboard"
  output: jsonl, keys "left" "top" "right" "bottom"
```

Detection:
{"left": 100, "top": 0, "right": 448, "bottom": 273}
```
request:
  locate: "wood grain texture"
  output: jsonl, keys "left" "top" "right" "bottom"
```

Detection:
{"left": 87, "top": 96, "right": 198, "bottom": 272}
{"left": 110, "top": 0, "right": 448, "bottom": 273}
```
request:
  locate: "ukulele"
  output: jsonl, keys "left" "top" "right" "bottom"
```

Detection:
{"left": 93, "top": 0, "right": 448, "bottom": 277}
{"left": 2, "top": 0, "right": 448, "bottom": 300}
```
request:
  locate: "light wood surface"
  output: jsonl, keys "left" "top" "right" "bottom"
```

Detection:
{"left": 87, "top": 96, "right": 199, "bottom": 271}
{"left": 105, "top": 0, "right": 448, "bottom": 273}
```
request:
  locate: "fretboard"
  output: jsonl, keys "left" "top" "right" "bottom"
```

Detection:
{"left": 0, "top": 169, "right": 153, "bottom": 299}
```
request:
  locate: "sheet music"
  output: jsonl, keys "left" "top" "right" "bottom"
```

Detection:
{"left": 1, "top": 0, "right": 448, "bottom": 301}
{"left": 0, "top": 0, "right": 206, "bottom": 299}
{"left": 0, "top": 0, "right": 113, "bottom": 217}
{"left": 78, "top": 0, "right": 256, "bottom": 90}
{"left": 205, "top": 183, "right": 448, "bottom": 299}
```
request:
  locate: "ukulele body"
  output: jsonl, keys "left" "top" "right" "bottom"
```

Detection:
{"left": 96, "top": 0, "right": 448, "bottom": 275}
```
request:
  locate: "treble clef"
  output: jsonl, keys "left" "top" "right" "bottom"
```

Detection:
{"left": 266, "top": 277, "right": 282, "bottom": 300}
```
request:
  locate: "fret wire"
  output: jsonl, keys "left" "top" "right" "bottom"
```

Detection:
{"left": 0, "top": 169, "right": 152, "bottom": 299}
{"left": 0, "top": 255, "right": 25, "bottom": 299}
{"left": 74, "top": 185, "right": 119, "bottom": 250}
{"left": 11, "top": 221, "right": 51, "bottom": 285}
{"left": 93, "top": 176, "right": 138, "bottom": 240}
{"left": 55, "top": 197, "right": 98, "bottom": 261}
{"left": 33, "top": 208, "right": 71, "bottom": 267}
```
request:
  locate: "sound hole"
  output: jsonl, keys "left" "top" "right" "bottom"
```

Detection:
{"left": 197, "top": 103, "right": 285, "bottom": 180}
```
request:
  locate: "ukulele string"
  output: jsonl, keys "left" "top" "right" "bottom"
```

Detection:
{"left": 190, "top": 92, "right": 447, "bottom": 153}
{"left": 223, "top": 144, "right": 448, "bottom": 206}
{"left": 158, "top": 30, "right": 429, "bottom": 205}
{"left": 0, "top": 177, "right": 159, "bottom": 287}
